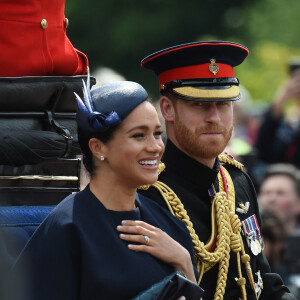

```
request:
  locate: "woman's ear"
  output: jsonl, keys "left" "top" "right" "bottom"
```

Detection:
{"left": 160, "top": 96, "right": 176, "bottom": 122}
{"left": 88, "top": 138, "right": 105, "bottom": 160}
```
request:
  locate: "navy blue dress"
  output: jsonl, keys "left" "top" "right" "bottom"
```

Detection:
{"left": 6, "top": 185, "right": 197, "bottom": 300}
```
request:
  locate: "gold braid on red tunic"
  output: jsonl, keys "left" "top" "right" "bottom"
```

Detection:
{"left": 138, "top": 153, "right": 258, "bottom": 300}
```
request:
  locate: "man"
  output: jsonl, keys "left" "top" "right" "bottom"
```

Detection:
{"left": 256, "top": 68, "right": 300, "bottom": 168}
{"left": 139, "top": 41, "right": 296, "bottom": 300}
{"left": 258, "top": 163, "right": 300, "bottom": 235}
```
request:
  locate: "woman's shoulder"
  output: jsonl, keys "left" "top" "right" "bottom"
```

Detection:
{"left": 44, "top": 186, "right": 101, "bottom": 227}
{"left": 12, "top": 193, "right": 82, "bottom": 263}
{"left": 41, "top": 190, "right": 87, "bottom": 228}
{"left": 47, "top": 193, "right": 76, "bottom": 221}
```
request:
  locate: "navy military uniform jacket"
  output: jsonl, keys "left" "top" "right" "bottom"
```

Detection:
{"left": 139, "top": 140, "right": 296, "bottom": 300}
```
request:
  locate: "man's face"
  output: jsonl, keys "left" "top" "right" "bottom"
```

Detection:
{"left": 259, "top": 175, "right": 299, "bottom": 224}
{"left": 171, "top": 99, "right": 234, "bottom": 162}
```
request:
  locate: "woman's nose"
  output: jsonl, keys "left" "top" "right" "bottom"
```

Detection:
{"left": 147, "top": 137, "right": 163, "bottom": 152}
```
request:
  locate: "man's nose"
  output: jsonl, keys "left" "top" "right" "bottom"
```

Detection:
{"left": 204, "top": 105, "right": 220, "bottom": 123}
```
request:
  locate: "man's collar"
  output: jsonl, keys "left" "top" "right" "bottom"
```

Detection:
{"left": 162, "top": 139, "right": 219, "bottom": 188}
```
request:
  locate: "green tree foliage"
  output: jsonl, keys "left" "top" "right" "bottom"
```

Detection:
{"left": 65, "top": 0, "right": 255, "bottom": 98}
{"left": 235, "top": 42, "right": 300, "bottom": 102}
{"left": 235, "top": 0, "right": 300, "bottom": 103}
{"left": 65, "top": 0, "right": 300, "bottom": 103}
{"left": 243, "top": 0, "right": 300, "bottom": 49}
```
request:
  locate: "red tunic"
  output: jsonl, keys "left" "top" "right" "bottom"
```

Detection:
{"left": 0, "top": 0, "right": 88, "bottom": 76}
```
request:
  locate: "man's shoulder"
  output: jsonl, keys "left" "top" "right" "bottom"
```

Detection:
{"left": 218, "top": 152, "right": 244, "bottom": 171}
{"left": 218, "top": 153, "right": 252, "bottom": 183}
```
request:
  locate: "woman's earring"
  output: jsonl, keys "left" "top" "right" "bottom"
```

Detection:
{"left": 100, "top": 155, "right": 105, "bottom": 161}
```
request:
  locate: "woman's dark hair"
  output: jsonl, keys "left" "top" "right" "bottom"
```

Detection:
{"left": 77, "top": 124, "right": 120, "bottom": 176}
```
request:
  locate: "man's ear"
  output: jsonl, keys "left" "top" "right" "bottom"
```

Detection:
{"left": 88, "top": 138, "right": 105, "bottom": 159}
{"left": 160, "top": 96, "right": 176, "bottom": 122}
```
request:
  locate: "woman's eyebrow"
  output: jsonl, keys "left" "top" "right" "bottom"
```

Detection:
{"left": 126, "top": 124, "right": 161, "bottom": 134}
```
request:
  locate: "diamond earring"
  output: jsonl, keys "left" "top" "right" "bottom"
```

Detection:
{"left": 100, "top": 155, "right": 105, "bottom": 161}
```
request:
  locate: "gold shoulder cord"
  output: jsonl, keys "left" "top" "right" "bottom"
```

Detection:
{"left": 141, "top": 156, "right": 257, "bottom": 300}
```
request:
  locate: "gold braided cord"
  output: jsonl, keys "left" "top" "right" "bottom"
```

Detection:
{"left": 218, "top": 153, "right": 244, "bottom": 170}
{"left": 151, "top": 165, "right": 258, "bottom": 300}
{"left": 223, "top": 168, "right": 258, "bottom": 300}
{"left": 152, "top": 181, "right": 231, "bottom": 300}
{"left": 203, "top": 166, "right": 236, "bottom": 260}
{"left": 240, "top": 236, "right": 258, "bottom": 300}
{"left": 153, "top": 181, "right": 230, "bottom": 260}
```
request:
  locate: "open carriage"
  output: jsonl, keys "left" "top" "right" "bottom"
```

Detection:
{"left": 0, "top": 75, "right": 96, "bottom": 282}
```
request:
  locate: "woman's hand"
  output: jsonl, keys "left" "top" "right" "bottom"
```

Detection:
{"left": 117, "top": 220, "right": 196, "bottom": 283}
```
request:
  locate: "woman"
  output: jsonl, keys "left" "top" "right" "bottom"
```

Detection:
{"left": 6, "top": 79, "right": 200, "bottom": 300}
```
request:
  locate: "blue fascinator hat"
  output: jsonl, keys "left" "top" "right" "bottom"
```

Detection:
{"left": 75, "top": 76, "right": 149, "bottom": 132}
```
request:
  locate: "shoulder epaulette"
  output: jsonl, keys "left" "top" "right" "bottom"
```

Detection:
{"left": 218, "top": 152, "right": 243, "bottom": 170}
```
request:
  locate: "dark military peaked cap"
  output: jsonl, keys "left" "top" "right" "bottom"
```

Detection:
{"left": 75, "top": 80, "right": 148, "bottom": 132}
{"left": 141, "top": 41, "right": 249, "bottom": 101}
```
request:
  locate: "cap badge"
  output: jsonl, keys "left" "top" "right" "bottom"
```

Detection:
{"left": 209, "top": 59, "right": 219, "bottom": 75}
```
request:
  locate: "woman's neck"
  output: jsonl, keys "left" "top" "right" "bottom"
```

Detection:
{"left": 89, "top": 175, "right": 137, "bottom": 211}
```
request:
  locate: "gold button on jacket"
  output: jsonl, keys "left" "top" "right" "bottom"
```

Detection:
{"left": 40, "top": 19, "right": 48, "bottom": 29}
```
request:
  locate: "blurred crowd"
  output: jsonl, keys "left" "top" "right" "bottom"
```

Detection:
{"left": 228, "top": 65, "right": 300, "bottom": 297}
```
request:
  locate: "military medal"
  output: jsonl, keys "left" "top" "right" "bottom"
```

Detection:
{"left": 242, "top": 215, "right": 262, "bottom": 256}
{"left": 253, "top": 214, "right": 264, "bottom": 250}
{"left": 250, "top": 239, "right": 259, "bottom": 256}
{"left": 242, "top": 219, "right": 256, "bottom": 255}
{"left": 255, "top": 239, "right": 262, "bottom": 253}
{"left": 255, "top": 270, "right": 264, "bottom": 299}
{"left": 248, "top": 216, "right": 262, "bottom": 254}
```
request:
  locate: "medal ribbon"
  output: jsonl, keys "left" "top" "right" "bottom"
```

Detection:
{"left": 242, "top": 218, "right": 251, "bottom": 246}
{"left": 208, "top": 186, "right": 215, "bottom": 198}
{"left": 248, "top": 216, "right": 258, "bottom": 241}
{"left": 252, "top": 214, "right": 261, "bottom": 237}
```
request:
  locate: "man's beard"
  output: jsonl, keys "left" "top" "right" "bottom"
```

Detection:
{"left": 174, "top": 117, "right": 233, "bottom": 159}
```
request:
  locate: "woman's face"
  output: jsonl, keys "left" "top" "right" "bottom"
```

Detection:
{"left": 102, "top": 101, "right": 165, "bottom": 188}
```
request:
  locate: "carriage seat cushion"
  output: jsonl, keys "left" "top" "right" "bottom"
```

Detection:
{"left": 0, "top": 206, "right": 55, "bottom": 280}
